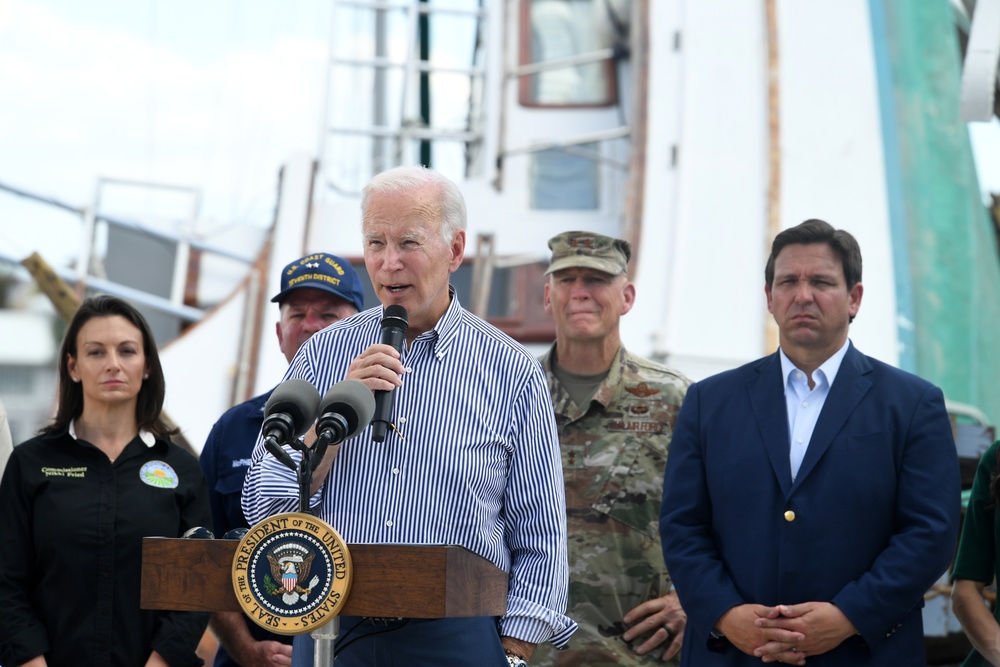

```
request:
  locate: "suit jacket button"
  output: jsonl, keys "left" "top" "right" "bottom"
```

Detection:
{"left": 784, "top": 510, "right": 796, "bottom": 522}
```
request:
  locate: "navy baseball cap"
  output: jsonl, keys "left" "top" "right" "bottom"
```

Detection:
{"left": 270, "top": 252, "right": 365, "bottom": 313}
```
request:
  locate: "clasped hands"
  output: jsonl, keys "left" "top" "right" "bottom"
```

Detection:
{"left": 717, "top": 602, "right": 857, "bottom": 665}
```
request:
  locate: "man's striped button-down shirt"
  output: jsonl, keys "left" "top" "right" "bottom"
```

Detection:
{"left": 243, "top": 294, "right": 577, "bottom": 647}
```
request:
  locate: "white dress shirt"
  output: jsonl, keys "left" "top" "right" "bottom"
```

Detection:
{"left": 779, "top": 339, "right": 851, "bottom": 480}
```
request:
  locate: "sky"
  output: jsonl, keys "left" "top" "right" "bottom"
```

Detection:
{"left": 0, "top": 0, "right": 335, "bottom": 274}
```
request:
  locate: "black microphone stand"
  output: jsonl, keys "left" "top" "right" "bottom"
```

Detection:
{"left": 267, "top": 401, "right": 361, "bottom": 667}
{"left": 295, "top": 451, "right": 312, "bottom": 515}
{"left": 264, "top": 434, "right": 311, "bottom": 514}
{"left": 268, "top": 418, "right": 348, "bottom": 514}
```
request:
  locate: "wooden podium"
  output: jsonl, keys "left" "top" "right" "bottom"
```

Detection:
{"left": 141, "top": 537, "right": 508, "bottom": 664}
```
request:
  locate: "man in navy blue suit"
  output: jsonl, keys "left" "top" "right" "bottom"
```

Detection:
{"left": 659, "top": 219, "right": 960, "bottom": 666}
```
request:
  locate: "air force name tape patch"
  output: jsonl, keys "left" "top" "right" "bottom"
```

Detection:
{"left": 233, "top": 512, "right": 352, "bottom": 634}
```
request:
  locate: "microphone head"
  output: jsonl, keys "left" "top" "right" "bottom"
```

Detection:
{"left": 264, "top": 378, "right": 321, "bottom": 438}
{"left": 381, "top": 304, "right": 408, "bottom": 332}
{"left": 319, "top": 379, "right": 377, "bottom": 439}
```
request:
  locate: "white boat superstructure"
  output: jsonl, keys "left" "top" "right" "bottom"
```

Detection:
{"left": 4, "top": 0, "right": 995, "bottom": 465}
{"left": 307, "top": 0, "right": 901, "bottom": 375}
{"left": 75, "top": 0, "right": 997, "bottom": 457}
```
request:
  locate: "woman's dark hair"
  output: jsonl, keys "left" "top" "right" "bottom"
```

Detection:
{"left": 43, "top": 294, "right": 177, "bottom": 439}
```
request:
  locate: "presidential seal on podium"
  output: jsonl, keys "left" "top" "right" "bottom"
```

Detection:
{"left": 233, "top": 512, "right": 352, "bottom": 635}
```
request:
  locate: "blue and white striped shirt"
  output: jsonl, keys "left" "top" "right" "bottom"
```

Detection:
{"left": 243, "top": 293, "right": 577, "bottom": 647}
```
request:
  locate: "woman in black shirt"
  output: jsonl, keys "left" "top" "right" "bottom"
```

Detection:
{"left": 0, "top": 295, "right": 211, "bottom": 667}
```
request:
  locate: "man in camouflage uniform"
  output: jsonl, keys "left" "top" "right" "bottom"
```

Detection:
{"left": 533, "top": 231, "right": 690, "bottom": 667}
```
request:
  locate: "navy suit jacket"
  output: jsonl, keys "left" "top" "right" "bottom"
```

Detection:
{"left": 660, "top": 344, "right": 961, "bottom": 666}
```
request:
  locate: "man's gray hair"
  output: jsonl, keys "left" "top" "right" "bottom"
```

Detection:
{"left": 361, "top": 165, "right": 467, "bottom": 242}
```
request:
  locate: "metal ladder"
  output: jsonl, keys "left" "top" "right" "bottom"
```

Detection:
{"left": 317, "top": 0, "right": 489, "bottom": 195}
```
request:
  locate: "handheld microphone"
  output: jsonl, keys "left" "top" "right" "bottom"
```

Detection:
{"left": 262, "top": 378, "right": 320, "bottom": 469}
{"left": 371, "top": 305, "right": 408, "bottom": 442}
{"left": 312, "top": 380, "right": 377, "bottom": 470}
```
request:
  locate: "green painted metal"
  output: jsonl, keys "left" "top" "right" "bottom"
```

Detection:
{"left": 877, "top": 0, "right": 1000, "bottom": 425}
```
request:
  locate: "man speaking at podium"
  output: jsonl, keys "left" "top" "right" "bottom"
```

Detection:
{"left": 201, "top": 251, "right": 364, "bottom": 667}
{"left": 243, "top": 166, "right": 576, "bottom": 667}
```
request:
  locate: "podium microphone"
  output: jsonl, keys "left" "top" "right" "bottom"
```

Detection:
{"left": 263, "top": 378, "right": 320, "bottom": 469}
{"left": 371, "top": 305, "right": 408, "bottom": 442}
{"left": 312, "top": 380, "right": 377, "bottom": 470}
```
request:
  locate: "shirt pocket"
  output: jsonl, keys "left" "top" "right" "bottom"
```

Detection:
{"left": 591, "top": 441, "right": 666, "bottom": 539}
{"left": 215, "top": 465, "right": 251, "bottom": 528}
{"left": 216, "top": 465, "right": 249, "bottom": 496}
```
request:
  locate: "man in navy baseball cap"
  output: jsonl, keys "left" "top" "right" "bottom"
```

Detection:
{"left": 270, "top": 252, "right": 365, "bottom": 312}
{"left": 200, "top": 251, "right": 364, "bottom": 667}
{"left": 270, "top": 253, "right": 366, "bottom": 361}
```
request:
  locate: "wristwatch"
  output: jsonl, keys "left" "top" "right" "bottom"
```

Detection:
{"left": 505, "top": 653, "right": 529, "bottom": 667}
{"left": 707, "top": 629, "right": 729, "bottom": 652}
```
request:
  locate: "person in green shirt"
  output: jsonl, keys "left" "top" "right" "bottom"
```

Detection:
{"left": 954, "top": 439, "right": 1000, "bottom": 666}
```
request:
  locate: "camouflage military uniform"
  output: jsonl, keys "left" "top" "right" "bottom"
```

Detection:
{"left": 533, "top": 345, "right": 689, "bottom": 667}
